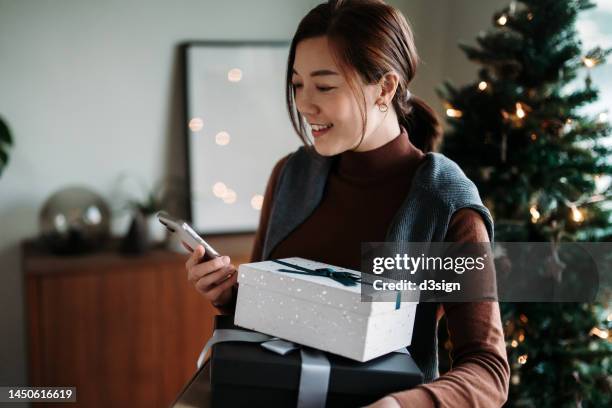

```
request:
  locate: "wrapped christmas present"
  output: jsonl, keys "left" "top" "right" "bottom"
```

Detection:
{"left": 234, "top": 257, "right": 418, "bottom": 362}
{"left": 204, "top": 315, "right": 423, "bottom": 408}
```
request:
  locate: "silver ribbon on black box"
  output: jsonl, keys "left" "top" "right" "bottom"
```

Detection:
{"left": 196, "top": 328, "right": 409, "bottom": 408}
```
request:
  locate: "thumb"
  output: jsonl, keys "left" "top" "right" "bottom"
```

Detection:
{"left": 196, "top": 244, "right": 205, "bottom": 258}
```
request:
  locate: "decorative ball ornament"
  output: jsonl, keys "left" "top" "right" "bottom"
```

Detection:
{"left": 39, "top": 186, "right": 111, "bottom": 254}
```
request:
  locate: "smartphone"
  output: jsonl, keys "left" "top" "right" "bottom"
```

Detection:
{"left": 157, "top": 211, "right": 221, "bottom": 261}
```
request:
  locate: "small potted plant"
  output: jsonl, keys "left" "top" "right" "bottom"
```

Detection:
{"left": 112, "top": 174, "right": 186, "bottom": 253}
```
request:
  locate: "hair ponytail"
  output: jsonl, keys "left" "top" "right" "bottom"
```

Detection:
{"left": 395, "top": 94, "right": 443, "bottom": 153}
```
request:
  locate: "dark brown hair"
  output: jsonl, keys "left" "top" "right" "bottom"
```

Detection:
{"left": 286, "top": 0, "right": 442, "bottom": 152}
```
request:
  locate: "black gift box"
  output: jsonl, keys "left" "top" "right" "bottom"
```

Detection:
{"left": 209, "top": 315, "right": 423, "bottom": 408}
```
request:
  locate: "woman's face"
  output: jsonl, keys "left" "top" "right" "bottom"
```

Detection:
{"left": 292, "top": 36, "right": 381, "bottom": 156}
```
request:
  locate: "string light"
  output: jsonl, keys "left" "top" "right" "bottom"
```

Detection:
{"left": 212, "top": 182, "right": 228, "bottom": 198}
{"left": 478, "top": 81, "right": 488, "bottom": 91}
{"left": 530, "top": 133, "right": 537, "bottom": 141}
{"left": 511, "top": 340, "right": 519, "bottom": 348}
{"left": 215, "top": 131, "right": 231, "bottom": 146}
{"left": 250, "top": 194, "right": 264, "bottom": 210}
{"left": 598, "top": 112, "right": 609, "bottom": 123}
{"left": 502, "top": 103, "right": 530, "bottom": 128}
{"left": 222, "top": 189, "right": 237, "bottom": 204}
{"left": 527, "top": 12, "right": 534, "bottom": 21}
{"left": 515, "top": 102, "right": 526, "bottom": 119}
{"left": 570, "top": 205, "right": 584, "bottom": 223}
{"left": 511, "top": 375, "right": 520, "bottom": 385}
{"left": 446, "top": 108, "right": 463, "bottom": 118}
{"left": 519, "top": 314, "right": 528, "bottom": 324}
{"left": 518, "top": 332, "right": 525, "bottom": 342}
{"left": 227, "top": 68, "right": 243, "bottom": 82}
{"left": 518, "top": 354, "right": 528, "bottom": 364}
{"left": 530, "top": 205, "right": 540, "bottom": 223}
{"left": 497, "top": 15, "right": 508, "bottom": 26}
{"left": 589, "top": 327, "right": 609, "bottom": 339}
{"left": 582, "top": 57, "right": 597, "bottom": 68}
{"left": 189, "top": 117, "right": 204, "bottom": 132}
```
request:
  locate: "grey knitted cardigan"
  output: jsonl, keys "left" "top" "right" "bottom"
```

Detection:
{"left": 261, "top": 146, "right": 494, "bottom": 382}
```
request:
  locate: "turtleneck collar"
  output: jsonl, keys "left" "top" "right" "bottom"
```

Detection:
{"left": 335, "top": 126, "right": 425, "bottom": 182}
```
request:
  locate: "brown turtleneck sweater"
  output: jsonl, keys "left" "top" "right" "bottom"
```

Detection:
{"left": 230, "top": 128, "right": 509, "bottom": 406}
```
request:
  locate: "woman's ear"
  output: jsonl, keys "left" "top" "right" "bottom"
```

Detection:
{"left": 377, "top": 71, "right": 400, "bottom": 105}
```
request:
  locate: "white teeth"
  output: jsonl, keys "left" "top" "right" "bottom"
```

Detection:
{"left": 311, "top": 124, "right": 332, "bottom": 131}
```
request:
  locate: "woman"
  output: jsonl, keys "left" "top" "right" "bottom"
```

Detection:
{"left": 185, "top": 0, "right": 510, "bottom": 406}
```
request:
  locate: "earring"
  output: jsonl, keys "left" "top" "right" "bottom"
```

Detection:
{"left": 378, "top": 103, "right": 388, "bottom": 112}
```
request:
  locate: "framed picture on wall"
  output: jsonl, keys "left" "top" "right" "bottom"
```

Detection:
{"left": 183, "top": 41, "right": 301, "bottom": 234}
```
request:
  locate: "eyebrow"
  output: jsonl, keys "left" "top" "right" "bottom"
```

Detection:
{"left": 292, "top": 68, "right": 339, "bottom": 77}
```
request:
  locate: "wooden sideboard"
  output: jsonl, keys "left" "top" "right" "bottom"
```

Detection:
{"left": 23, "top": 234, "right": 254, "bottom": 408}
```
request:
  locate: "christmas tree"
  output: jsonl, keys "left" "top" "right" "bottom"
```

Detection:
{"left": 437, "top": 0, "right": 612, "bottom": 406}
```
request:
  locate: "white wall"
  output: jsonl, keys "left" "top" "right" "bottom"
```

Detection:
{"left": 0, "top": 0, "right": 323, "bottom": 387}
{"left": 0, "top": 0, "right": 509, "bottom": 388}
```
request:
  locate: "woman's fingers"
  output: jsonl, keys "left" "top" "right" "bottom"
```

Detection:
{"left": 188, "top": 255, "right": 230, "bottom": 283}
{"left": 185, "top": 245, "right": 205, "bottom": 270}
{"left": 196, "top": 269, "right": 238, "bottom": 301}
{"left": 195, "top": 265, "right": 236, "bottom": 291}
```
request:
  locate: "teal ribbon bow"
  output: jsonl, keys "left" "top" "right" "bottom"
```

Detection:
{"left": 272, "top": 259, "right": 362, "bottom": 286}
{"left": 271, "top": 259, "right": 402, "bottom": 309}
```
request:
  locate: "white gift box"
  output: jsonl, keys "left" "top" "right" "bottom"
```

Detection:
{"left": 234, "top": 257, "right": 418, "bottom": 362}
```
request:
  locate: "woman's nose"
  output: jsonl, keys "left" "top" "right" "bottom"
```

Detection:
{"left": 296, "top": 92, "right": 319, "bottom": 116}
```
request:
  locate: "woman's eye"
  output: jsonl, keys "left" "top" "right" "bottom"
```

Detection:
{"left": 317, "top": 86, "right": 335, "bottom": 92}
{"left": 292, "top": 83, "right": 303, "bottom": 89}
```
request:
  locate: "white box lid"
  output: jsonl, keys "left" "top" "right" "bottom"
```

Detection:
{"left": 238, "top": 257, "right": 411, "bottom": 316}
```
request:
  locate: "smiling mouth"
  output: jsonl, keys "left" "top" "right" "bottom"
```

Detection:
{"left": 309, "top": 123, "right": 334, "bottom": 138}
{"left": 310, "top": 123, "right": 333, "bottom": 131}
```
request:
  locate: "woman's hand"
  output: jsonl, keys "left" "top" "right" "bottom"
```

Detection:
{"left": 185, "top": 245, "right": 237, "bottom": 307}
{"left": 363, "top": 396, "right": 401, "bottom": 408}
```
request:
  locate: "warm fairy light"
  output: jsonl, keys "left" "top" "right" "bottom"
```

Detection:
{"left": 511, "top": 375, "right": 520, "bottom": 385}
{"left": 212, "top": 182, "right": 227, "bottom": 198}
{"left": 571, "top": 205, "right": 584, "bottom": 223}
{"left": 527, "top": 12, "right": 534, "bottom": 20}
{"left": 215, "top": 131, "right": 231, "bottom": 146}
{"left": 519, "top": 314, "right": 528, "bottom": 324}
{"left": 530, "top": 205, "right": 540, "bottom": 223}
{"left": 518, "top": 333, "right": 525, "bottom": 342}
{"left": 227, "top": 68, "right": 243, "bottom": 82}
{"left": 515, "top": 102, "right": 526, "bottom": 119}
{"left": 598, "top": 112, "right": 609, "bottom": 123}
{"left": 530, "top": 133, "right": 537, "bottom": 141}
{"left": 223, "top": 189, "right": 237, "bottom": 204}
{"left": 189, "top": 117, "right": 204, "bottom": 132}
{"left": 582, "top": 57, "right": 596, "bottom": 68}
{"left": 250, "top": 194, "right": 264, "bottom": 210}
{"left": 517, "top": 354, "right": 528, "bottom": 365}
{"left": 446, "top": 108, "right": 463, "bottom": 118}
{"left": 511, "top": 340, "right": 519, "bottom": 348}
{"left": 478, "top": 81, "right": 488, "bottom": 91}
{"left": 497, "top": 15, "right": 508, "bottom": 26}
{"left": 589, "top": 327, "right": 609, "bottom": 339}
